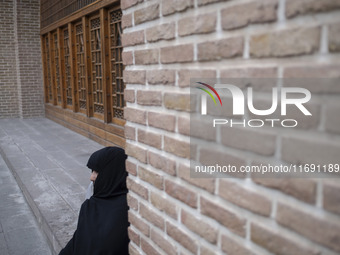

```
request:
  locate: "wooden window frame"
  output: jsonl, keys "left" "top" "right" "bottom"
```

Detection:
{"left": 75, "top": 20, "right": 87, "bottom": 115}
{"left": 89, "top": 13, "right": 104, "bottom": 121}
{"left": 108, "top": 6, "right": 124, "bottom": 126}
{"left": 40, "top": 1, "right": 125, "bottom": 127}
{"left": 48, "top": 31, "right": 58, "bottom": 106}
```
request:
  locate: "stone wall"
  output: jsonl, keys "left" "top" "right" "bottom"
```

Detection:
{"left": 0, "top": 0, "right": 44, "bottom": 118}
{"left": 122, "top": 0, "right": 340, "bottom": 254}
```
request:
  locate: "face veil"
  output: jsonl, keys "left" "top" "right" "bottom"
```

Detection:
{"left": 86, "top": 146, "right": 128, "bottom": 199}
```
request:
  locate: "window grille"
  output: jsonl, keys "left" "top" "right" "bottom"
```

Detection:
{"left": 90, "top": 17, "right": 104, "bottom": 116}
{"left": 44, "top": 36, "right": 53, "bottom": 102}
{"left": 54, "top": 33, "right": 61, "bottom": 104}
{"left": 109, "top": 9, "right": 124, "bottom": 120}
{"left": 41, "top": 5, "right": 125, "bottom": 125}
{"left": 63, "top": 28, "right": 72, "bottom": 106}
{"left": 41, "top": 0, "right": 97, "bottom": 29}
{"left": 76, "top": 23, "right": 87, "bottom": 111}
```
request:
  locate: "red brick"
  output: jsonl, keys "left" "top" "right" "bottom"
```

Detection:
{"left": 161, "top": 44, "right": 194, "bottom": 64}
{"left": 220, "top": 67, "right": 278, "bottom": 91}
{"left": 219, "top": 179, "right": 272, "bottom": 216}
{"left": 122, "top": 30, "right": 145, "bottom": 47}
{"left": 178, "top": 69, "right": 216, "bottom": 87}
{"left": 222, "top": 235, "right": 259, "bottom": 255}
{"left": 148, "top": 111, "right": 176, "bottom": 132}
{"left": 146, "top": 23, "right": 175, "bottom": 42}
{"left": 284, "top": 64, "right": 340, "bottom": 78}
{"left": 122, "top": 13, "right": 132, "bottom": 29}
{"left": 323, "top": 181, "right": 340, "bottom": 216}
{"left": 251, "top": 223, "right": 320, "bottom": 255}
{"left": 166, "top": 222, "right": 198, "bottom": 253}
{"left": 126, "top": 159, "right": 137, "bottom": 176}
{"left": 122, "top": 51, "right": 133, "bottom": 65}
{"left": 177, "top": 116, "right": 189, "bottom": 136}
{"left": 124, "top": 107, "right": 146, "bottom": 125}
{"left": 140, "top": 203, "right": 165, "bottom": 230}
{"left": 136, "top": 90, "right": 162, "bottom": 106}
{"left": 221, "top": 67, "right": 277, "bottom": 78}
{"left": 148, "top": 151, "right": 176, "bottom": 176}
{"left": 252, "top": 177, "right": 316, "bottom": 204}
{"left": 165, "top": 179, "right": 197, "bottom": 208}
{"left": 162, "top": 0, "right": 194, "bottom": 16}
{"left": 124, "top": 125, "right": 136, "bottom": 140}
{"left": 221, "top": 127, "right": 276, "bottom": 156}
{"left": 222, "top": 0, "right": 277, "bottom": 30}
{"left": 329, "top": 22, "right": 340, "bottom": 52}
{"left": 164, "top": 93, "right": 190, "bottom": 112}
{"left": 286, "top": 0, "right": 340, "bottom": 18}
{"left": 124, "top": 89, "right": 135, "bottom": 103}
{"left": 281, "top": 136, "right": 340, "bottom": 165}
{"left": 127, "top": 176, "right": 148, "bottom": 200}
{"left": 134, "top": 49, "right": 159, "bottom": 65}
{"left": 127, "top": 193, "right": 138, "bottom": 211}
{"left": 129, "top": 244, "right": 141, "bottom": 255}
{"left": 178, "top": 163, "right": 215, "bottom": 193}
{"left": 125, "top": 142, "right": 147, "bottom": 164}
{"left": 283, "top": 65, "right": 340, "bottom": 93}
{"left": 123, "top": 70, "right": 146, "bottom": 84}
{"left": 138, "top": 166, "right": 163, "bottom": 190}
{"left": 121, "top": 0, "right": 141, "bottom": 10}
{"left": 151, "top": 228, "right": 177, "bottom": 255}
{"left": 250, "top": 27, "right": 320, "bottom": 58}
{"left": 197, "top": 37, "right": 243, "bottom": 61}
{"left": 200, "top": 245, "right": 216, "bottom": 255}
{"left": 128, "top": 211, "right": 150, "bottom": 237}
{"left": 200, "top": 197, "right": 246, "bottom": 236}
{"left": 150, "top": 191, "right": 178, "bottom": 219}
{"left": 325, "top": 103, "right": 340, "bottom": 135}
{"left": 276, "top": 202, "right": 340, "bottom": 252}
{"left": 178, "top": 13, "right": 216, "bottom": 36}
{"left": 190, "top": 117, "right": 216, "bottom": 141}
{"left": 128, "top": 227, "right": 140, "bottom": 246}
{"left": 134, "top": 4, "right": 159, "bottom": 25}
{"left": 147, "top": 70, "right": 176, "bottom": 85}
{"left": 199, "top": 147, "right": 247, "bottom": 178}
{"left": 245, "top": 97, "right": 313, "bottom": 129}
{"left": 197, "top": 0, "right": 228, "bottom": 6}
{"left": 164, "top": 136, "right": 190, "bottom": 159}
{"left": 141, "top": 238, "right": 161, "bottom": 255}
{"left": 181, "top": 210, "right": 218, "bottom": 244}
{"left": 138, "top": 129, "right": 162, "bottom": 150}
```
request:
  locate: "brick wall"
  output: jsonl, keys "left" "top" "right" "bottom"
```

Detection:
{"left": 0, "top": 0, "right": 44, "bottom": 118}
{"left": 0, "top": 0, "right": 20, "bottom": 118}
{"left": 122, "top": 0, "right": 340, "bottom": 254}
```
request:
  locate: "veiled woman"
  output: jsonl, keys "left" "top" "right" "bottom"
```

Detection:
{"left": 59, "top": 146, "right": 129, "bottom": 255}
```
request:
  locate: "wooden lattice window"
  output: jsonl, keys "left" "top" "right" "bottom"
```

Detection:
{"left": 54, "top": 32, "right": 61, "bottom": 105}
{"left": 63, "top": 28, "right": 72, "bottom": 107}
{"left": 109, "top": 9, "right": 124, "bottom": 120}
{"left": 44, "top": 35, "right": 53, "bottom": 103}
{"left": 41, "top": 5, "right": 126, "bottom": 126}
{"left": 75, "top": 22, "right": 86, "bottom": 113}
{"left": 90, "top": 16, "right": 104, "bottom": 118}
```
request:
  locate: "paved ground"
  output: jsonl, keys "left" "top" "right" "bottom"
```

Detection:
{"left": 0, "top": 118, "right": 102, "bottom": 254}
{"left": 0, "top": 154, "right": 52, "bottom": 255}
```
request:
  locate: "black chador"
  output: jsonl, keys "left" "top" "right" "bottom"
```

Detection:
{"left": 59, "top": 147, "right": 129, "bottom": 255}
